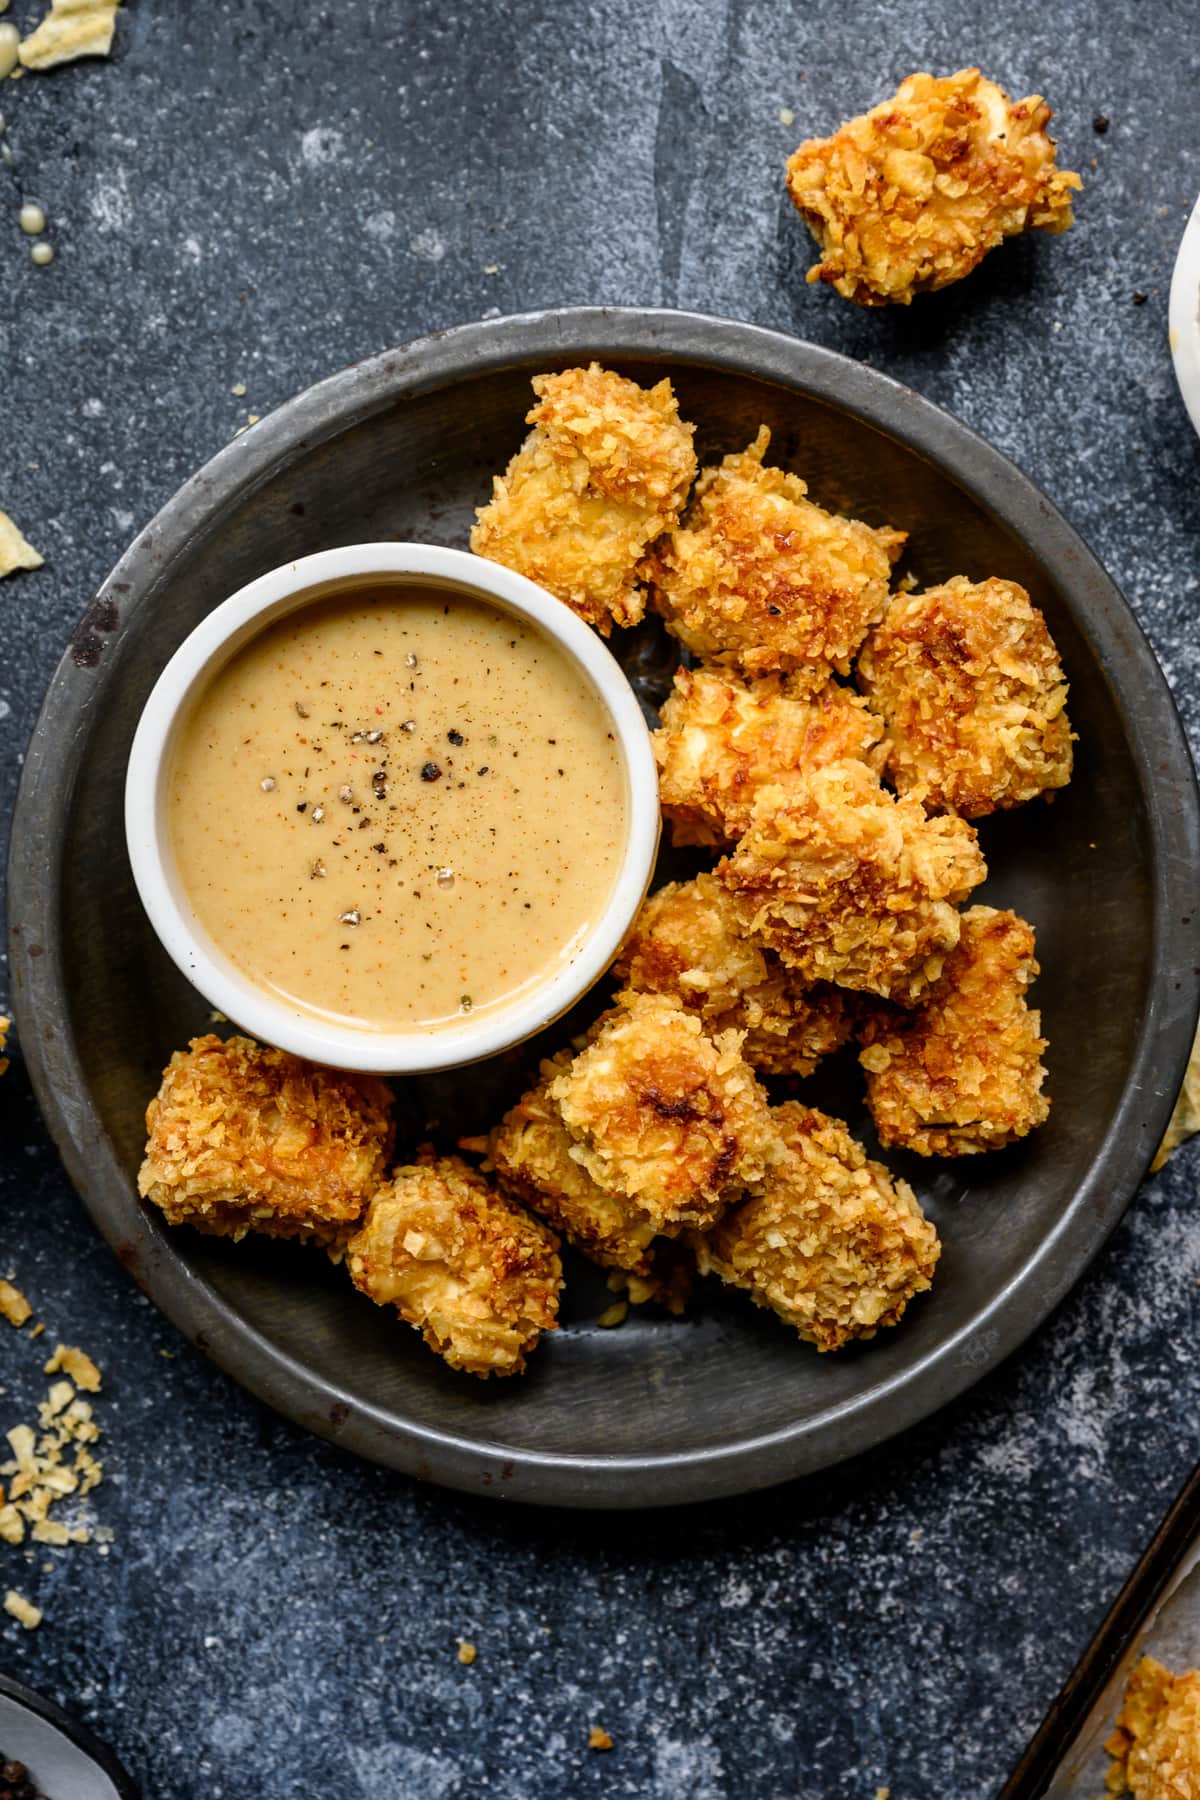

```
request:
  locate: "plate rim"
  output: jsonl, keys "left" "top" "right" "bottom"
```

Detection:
{"left": 9, "top": 304, "right": 1200, "bottom": 1508}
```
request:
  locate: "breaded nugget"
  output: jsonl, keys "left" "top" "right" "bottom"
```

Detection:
{"left": 858, "top": 906, "right": 1049, "bottom": 1155}
{"left": 615, "top": 872, "right": 851, "bottom": 1076}
{"left": 653, "top": 663, "right": 885, "bottom": 846}
{"left": 718, "top": 760, "right": 986, "bottom": 1004}
{"left": 786, "top": 67, "right": 1081, "bottom": 306}
{"left": 481, "top": 1052, "right": 661, "bottom": 1277}
{"left": 346, "top": 1153, "right": 561, "bottom": 1378}
{"left": 548, "top": 993, "right": 780, "bottom": 1231}
{"left": 138, "top": 1034, "right": 393, "bottom": 1246}
{"left": 469, "top": 362, "right": 697, "bottom": 633}
{"left": 693, "top": 1102, "right": 940, "bottom": 1350}
{"left": 1105, "top": 1656, "right": 1200, "bottom": 1800}
{"left": 858, "top": 575, "right": 1073, "bottom": 817}
{"left": 645, "top": 427, "right": 905, "bottom": 684}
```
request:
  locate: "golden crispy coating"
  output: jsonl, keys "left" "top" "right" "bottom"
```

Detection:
{"left": 481, "top": 1053, "right": 661, "bottom": 1277}
{"left": 469, "top": 362, "right": 697, "bottom": 633}
{"left": 138, "top": 1034, "right": 393, "bottom": 1246}
{"left": 858, "top": 576, "right": 1073, "bottom": 817}
{"left": 615, "top": 872, "right": 851, "bottom": 1077}
{"left": 645, "top": 427, "right": 905, "bottom": 684}
{"left": 858, "top": 906, "right": 1049, "bottom": 1155}
{"left": 1105, "top": 1656, "right": 1200, "bottom": 1799}
{"left": 718, "top": 760, "right": 986, "bottom": 1003}
{"left": 653, "top": 663, "right": 885, "bottom": 846}
{"left": 346, "top": 1154, "right": 561, "bottom": 1378}
{"left": 786, "top": 68, "right": 1081, "bottom": 307}
{"left": 693, "top": 1102, "right": 940, "bottom": 1350}
{"left": 548, "top": 993, "right": 780, "bottom": 1231}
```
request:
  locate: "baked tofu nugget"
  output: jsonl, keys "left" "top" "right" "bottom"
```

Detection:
{"left": 615, "top": 872, "right": 851, "bottom": 1077}
{"left": 858, "top": 906, "right": 1049, "bottom": 1155}
{"left": 548, "top": 993, "right": 780, "bottom": 1231}
{"left": 346, "top": 1154, "right": 561, "bottom": 1378}
{"left": 786, "top": 68, "right": 1081, "bottom": 306}
{"left": 1105, "top": 1656, "right": 1200, "bottom": 1800}
{"left": 653, "top": 663, "right": 885, "bottom": 846}
{"left": 469, "top": 362, "right": 697, "bottom": 633}
{"left": 857, "top": 575, "right": 1073, "bottom": 817}
{"left": 138, "top": 1034, "right": 393, "bottom": 1245}
{"left": 482, "top": 1053, "right": 661, "bottom": 1277}
{"left": 693, "top": 1102, "right": 940, "bottom": 1350}
{"left": 718, "top": 760, "right": 986, "bottom": 1004}
{"left": 646, "top": 427, "right": 905, "bottom": 684}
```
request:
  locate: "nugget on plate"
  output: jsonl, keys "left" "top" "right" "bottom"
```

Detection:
{"left": 346, "top": 1153, "right": 561, "bottom": 1378}
{"left": 548, "top": 993, "right": 780, "bottom": 1231}
{"left": 858, "top": 906, "right": 1049, "bottom": 1155}
{"left": 693, "top": 1102, "right": 940, "bottom": 1350}
{"left": 615, "top": 872, "right": 851, "bottom": 1077}
{"left": 645, "top": 427, "right": 905, "bottom": 684}
{"left": 1105, "top": 1655, "right": 1200, "bottom": 1800}
{"left": 138, "top": 1034, "right": 393, "bottom": 1246}
{"left": 469, "top": 362, "right": 697, "bottom": 633}
{"left": 718, "top": 760, "right": 986, "bottom": 1003}
{"left": 653, "top": 664, "right": 885, "bottom": 845}
{"left": 786, "top": 67, "right": 1081, "bottom": 306}
{"left": 478, "top": 1052, "right": 661, "bottom": 1277}
{"left": 858, "top": 575, "right": 1073, "bottom": 816}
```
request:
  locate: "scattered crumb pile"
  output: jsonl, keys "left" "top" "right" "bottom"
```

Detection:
{"left": 0, "top": 1280, "right": 106, "bottom": 1628}
{"left": 18, "top": 0, "right": 118, "bottom": 72}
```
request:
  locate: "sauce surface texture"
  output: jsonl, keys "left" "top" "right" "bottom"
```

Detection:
{"left": 168, "top": 585, "right": 628, "bottom": 1031}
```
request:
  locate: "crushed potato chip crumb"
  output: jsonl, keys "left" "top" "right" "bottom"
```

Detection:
{"left": 4, "top": 1589, "right": 42, "bottom": 1630}
{"left": 456, "top": 1639, "right": 477, "bottom": 1665}
{"left": 19, "top": 0, "right": 118, "bottom": 70}
{"left": 596, "top": 1301, "right": 629, "bottom": 1329}
{"left": 588, "top": 1726, "right": 614, "bottom": 1751}
{"left": 43, "top": 1344, "right": 102, "bottom": 1392}
{"left": 0, "top": 1281, "right": 32, "bottom": 1328}
{"left": 0, "top": 513, "right": 43, "bottom": 580}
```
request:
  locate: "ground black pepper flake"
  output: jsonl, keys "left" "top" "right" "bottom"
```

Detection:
{"left": 477, "top": 766, "right": 489, "bottom": 775}
{"left": 447, "top": 729, "right": 464, "bottom": 745}
{"left": 373, "top": 842, "right": 386, "bottom": 853}
{"left": 296, "top": 802, "right": 307, "bottom": 813}
{"left": 294, "top": 701, "right": 310, "bottom": 718}
{"left": 1093, "top": 111, "right": 1109, "bottom": 132}
{"left": 421, "top": 763, "right": 443, "bottom": 782}
{"left": 1132, "top": 290, "right": 1148, "bottom": 305}
{"left": 373, "top": 771, "right": 388, "bottom": 798}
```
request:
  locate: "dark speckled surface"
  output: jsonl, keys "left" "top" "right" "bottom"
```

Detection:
{"left": 1, "top": 3, "right": 1199, "bottom": 1796}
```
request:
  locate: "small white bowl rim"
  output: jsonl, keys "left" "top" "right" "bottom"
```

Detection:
{"left": 1170, "top": 191, "right": 1200, "bottom": 440}
{"left": 124, "top": 543, "right": 660, "bottom": 1074}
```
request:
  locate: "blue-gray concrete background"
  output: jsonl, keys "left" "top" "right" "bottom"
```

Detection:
{"left": 2, "top": 2, "right": 1199, "bottom": 1795}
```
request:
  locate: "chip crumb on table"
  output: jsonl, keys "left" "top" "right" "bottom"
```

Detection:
{"left": 0, "top": 513, "right": 43, "bottom": 580}
{"left": 18, "top": 0, "right": 118, "bottom": 71}
{"left": 3, "top": 1589, "right": 42, "bottom": 1630}
{"left": 456, "top": 1638, "right": 477, "bottom": 1665}
{"left": 588, "top": 1726, "right": 613, "bottom": 1751}
{"left": 0, "top": 1282, "right": 31, "bottom": 1329}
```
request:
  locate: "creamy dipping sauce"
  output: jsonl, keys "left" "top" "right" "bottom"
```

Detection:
{"left": 168, "top": 584, "right": 628, "bottom": 1032}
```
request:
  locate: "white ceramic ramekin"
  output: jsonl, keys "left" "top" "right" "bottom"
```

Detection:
{"left": 1170, "top": 192, "right": 1200, "bottom": 439}
{"left": 125, "top": 544, "right": 660, "bottom": 1074}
